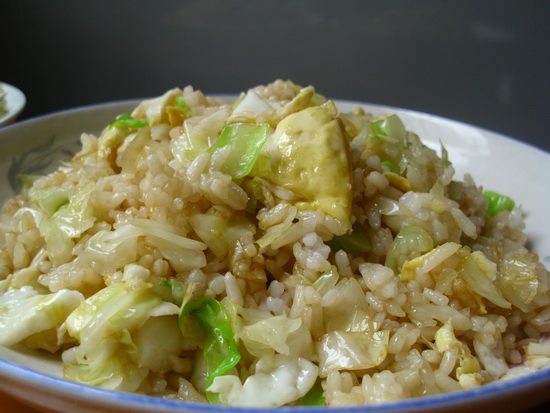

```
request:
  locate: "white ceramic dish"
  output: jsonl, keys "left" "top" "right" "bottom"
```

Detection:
{"left": 0, "top": 99, "right": 549, "bottom": 413}
{"left": 0, "top": 82, "right": 26, "bottom": 126}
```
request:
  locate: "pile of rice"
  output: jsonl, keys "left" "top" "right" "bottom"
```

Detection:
{"left": 0, "top": 80, "right": 549, "bottom": 407}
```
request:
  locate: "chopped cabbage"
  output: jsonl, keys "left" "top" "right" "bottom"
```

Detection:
{"left": 207, "top": 355, "right": 318, "bottom": 407}
{"left": 229, "top": 90, "right": 273, "bottom": 123}
{"left": 312, "top": 265, "right": 339, "bottom": 296}
{"left": 408, "top": 302, "right": 472, "bottom": 330}
{"left": 131, "top": 88, "right": 181, "bottom": 126}
{"left": 327, "top": 225, "right": 370, "bottom": 255}
{"left": 497, "top": 252, "right": 539, "bottom": 310}
{"left": 385, "top": 225, "right": 434, "bottom": 274}
{"left": 459, "top": 250, "right": 511, "bottom": 309}
{"left": 175, "top": 96, "right": 193, "bottom": 118}
{"left": 110, "top": 113, "right": 149, "bottom": 129}
{"left": 381, "top": 160, "right": 399, "bottom": 174}
{"left": 38, "top": 183, "right": 95, "bottom": 266}
{"left": 80, "top": 225, "right": 140, "bottom": 273}
{"left": 189, "top": 207, "right": 255, "bottom": 258}
{"left": 159, "top": 278, "right": 186, "bottom": 306}
{"left": 298, "top": 379, "right": 325, "bottom": 406}
{"left": 180, "top": 297, "right": 240, "bottom": 388}
{"left": 81, "top": 220, "right": 206, "bottom": 274}
{"left": 63, "top": 282, "right": 173, "bottom": 391}
{"left": 483, "top": 190, "right": 515, "bottom": 217}
{"left": 241, "top": 314, "right": 302, "bottom": 357}
{"left": 399, "top": 242, "right": 460, "bottom": 282}
{"left": 133, "top": 315, "right": 187, "bottom": 372}
{"left": 0, "top": 286, "right": 84, "bottom": 350}
{"left": 209, "top": 123, "right": 270, "bottom": 179}
{"left": 322, "top": 278, "right": 372, "bottom": 333}
{"left": 35, "top": 187, "right": 69, "bottom": 215}
{"left": 171, "top": 107, "right": 230, "bottom": 164}
{"left": 97, "top": 126, "right": 129, "bottom": 165}
{"left": 369, "top": 114, "right": 407, "bottom": 146}
{"left": 317, "top": 330, "right": 389, "bottom": 376}
{"left": 434, "top": 319, "right": 482, "bottom": 388}
{"left": 116, "top": 128, "right": 150, "bottom": 173}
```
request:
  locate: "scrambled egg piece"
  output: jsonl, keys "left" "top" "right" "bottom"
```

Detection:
{"left": 252, "top": 102, "right": 352, "bottom": 230}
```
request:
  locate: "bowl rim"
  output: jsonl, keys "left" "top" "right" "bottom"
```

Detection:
{"left": 1, "top": 356, "right": 549, "bottom": 412}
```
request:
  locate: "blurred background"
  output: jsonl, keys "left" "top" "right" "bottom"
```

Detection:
{"left": 1, "top": 0, "right": 549, "bottom": 151}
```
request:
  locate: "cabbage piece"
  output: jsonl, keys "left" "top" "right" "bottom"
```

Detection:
{"left": 63, "top": 282, "right": 168, "bottom": 391}
{"left": 116, "top": 128, "right": 150, "bottom": 173}
{"left": 159, "top": 278, "right": 186, "bottom": 306}
{"left": 180, "top": 297, "right": 240, "bottom": 388}
{"left": 385, "top": 225, "right": 434, "bottom": 274}
{"left": 407, "top": 302, "right": 472, "bottom": 330}
{"left": 298, "top": 379, "right": 325, "bottom": 406}
{"left": 189, "top": 207, "right": 255, "bottom": 258}
{"left": 459, "top": 250, "right": 511, "bottom": 309}
{"left": 81, "top": 221, "right": 207, "bottom": 274}
{"left": 241, "top": 314, "right": 302, "bottom": 357}
{"left": 110, "top": 113, "right": 149, "bottom": 129}
{"left": 63, "top": 330, "right": 147, "bottom": 391}
{"left": 483, "top": 190, "right": 515, "bottom": 217}
{"left": 313, "top": 265, "right": 339, "bottom": 296}
{"left": 171, "top": 107, "right": 230, "bottom": 164}
{"left": 132, "top": 219, "right": 207, "bottom": 272}
{"left": 327, "top": 225, "right": 370, "bottom": 255}
{"left": 80, "top": 225, "right": 140, "bottom": 273}
{"left": 50, "top": 183, "right": 95, "bottom": 238}
{"left": 131, "top": 218, "right": 206, "bottom": 250}
{"left": 229, "top": 90, "right": 273, "bottom": 122}
{"left": 207, "top": 355, "right": 318, "bottom": 407}
{"left": 381, "top": 160, "right": 399, "bottom": 174}
{"left": 209, "top": 123, "right": 270, "bottom": 179}
{"left": 133, "top": 315, "right": 187, "bottom": 372}
{"left": 399, "top": 242, "right": 460, "bottom": 282}
{"left": 97, "top": 126, "right": 130, "bottom": 165}
{"left": 39, "top": 183, "right": 96, "bottom": 266}
{"left": 497, "top": 252, "right": 539, "bottom": 311}
{"left": 317, "top": 330, "right": 389, "bottom": 376}
{"left": 131, "top": 88, "right": 181, "bottom": 126}
{"left": 251, "top": 103, "right": 352, "bottom": 230}
{"left": 0, "top": 286, "right": 83, "bottom": 350}
{"left": 434, "top": 319, "right": 481, "bottom": 388}
{"left": 369, "top": 114, "right": 407, "bottom": 146}
{"left": 39, "top": 219, "right": 74, "bottom": 266}
{"left": 175, "top": 96, "right": 193, "bottom": 118}
{"left": 35, "top": 187, "right": 70, "bottom": 215}
{"left": 322, "top": 278, "right": 372, "bottom": 333}
{"left": 149, "top": 237, "right": 207, "bottom": 273}
{"left": 64, "top": 283, "right": 164, "bottom": 345}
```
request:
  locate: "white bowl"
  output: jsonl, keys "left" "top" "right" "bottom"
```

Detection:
{"left": 0, "top": 82, "right": 26, "bottom": 126}
{"left": 0, "top": 99, "right": 549, "bottom": 413}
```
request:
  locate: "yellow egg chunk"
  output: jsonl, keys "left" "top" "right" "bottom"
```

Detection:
{"left": 252, "top": 102, "right": 352, "bottom": 231}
